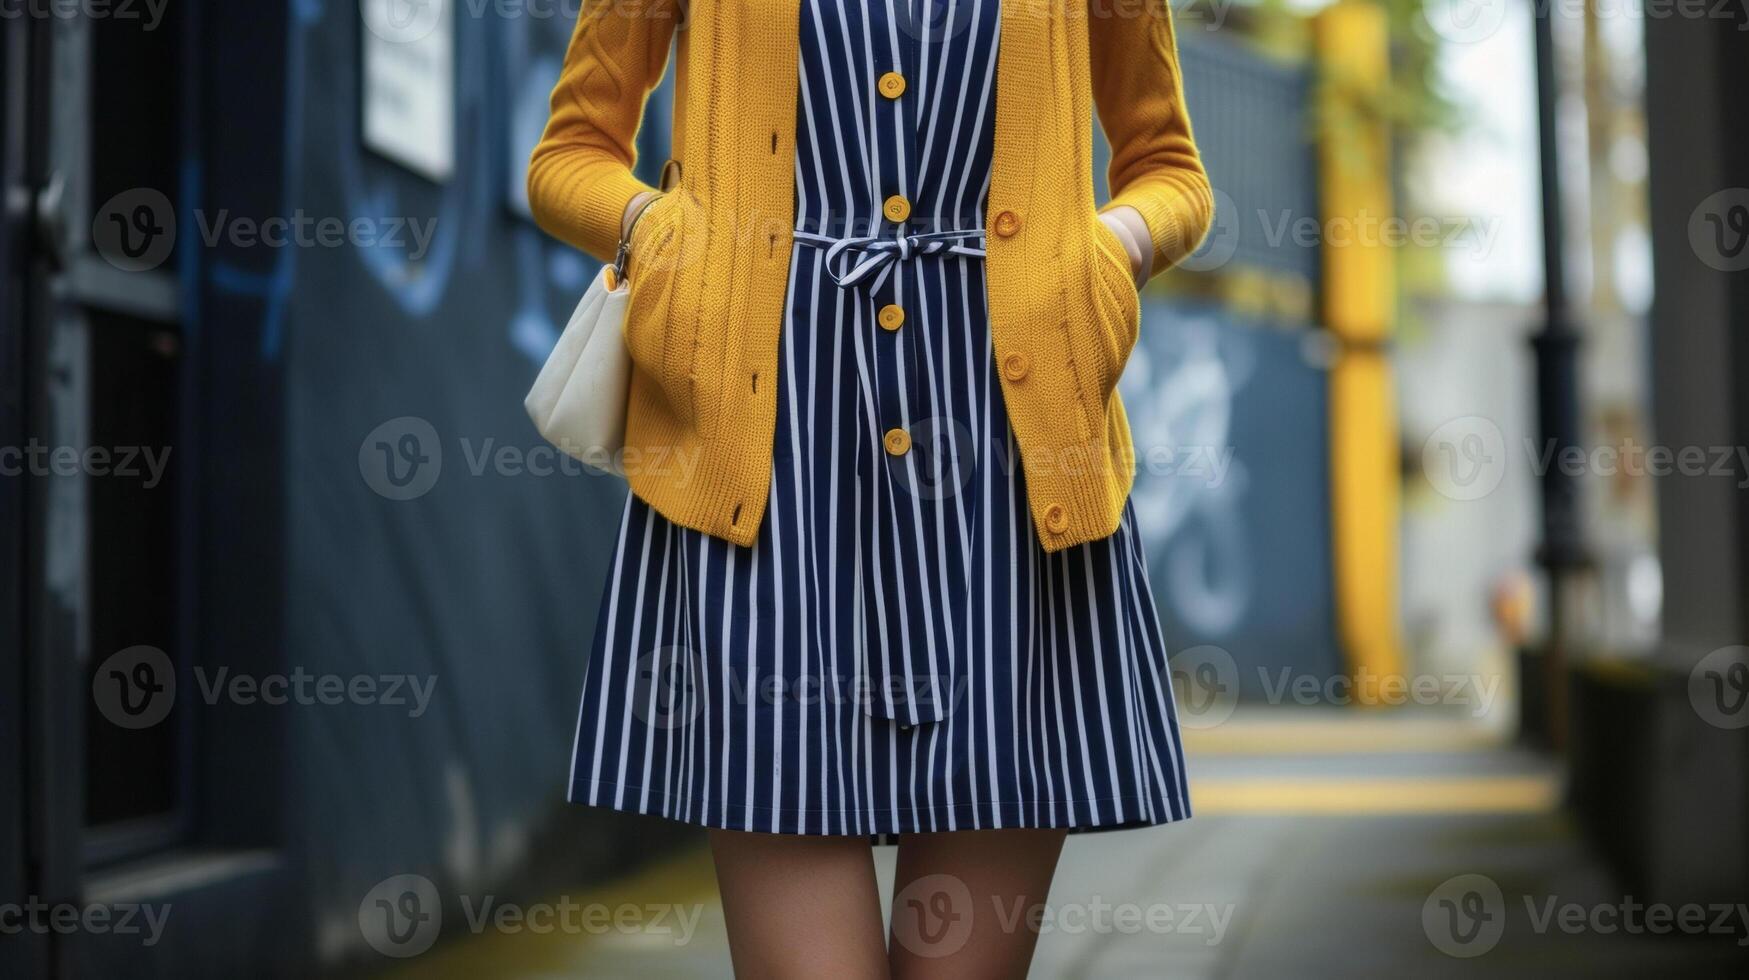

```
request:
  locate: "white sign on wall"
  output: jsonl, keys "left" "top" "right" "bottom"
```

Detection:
{"left": 361, "top": 0, "right": 455, "bottom": 182}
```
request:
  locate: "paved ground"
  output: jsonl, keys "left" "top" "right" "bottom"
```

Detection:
{"left": 383, "top": 709, "right": 1749, "bottom": 978}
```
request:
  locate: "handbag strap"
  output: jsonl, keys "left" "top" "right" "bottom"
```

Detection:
{"left": 612, "top": 193, "right": 666, "bottom": 285}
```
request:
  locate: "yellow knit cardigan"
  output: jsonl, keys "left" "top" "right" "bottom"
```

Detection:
{"left": 529, "top": 0, "right": 1212, "bottom": 551}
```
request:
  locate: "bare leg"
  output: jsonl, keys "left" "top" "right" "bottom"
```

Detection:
{"left": 708, "top": 828, "right": 889, "bottom": 979}
{"left": 888, "top": 828, "right": 1069, "bottom": 979}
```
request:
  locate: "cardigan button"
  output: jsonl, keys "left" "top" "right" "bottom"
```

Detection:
{"left": 994, "top": 210, "right": 1020, "bottom": 237}
{"left": 883, "top": 195, "right": 912, "bottom": 223}
{"left": 1001, "top": 351, "right": 1031, "bottom": 381}
{"left": 884, "top": 427, "right": 912, "bottom": 456}
{"left": 879, "top": 304, "right": 906, "bottom": 331}
{"left": 878, "top": 71, "right": 907, "bottom": 99}
{"left": 1043, "top": 503, "right": 1069, "bottom": 534}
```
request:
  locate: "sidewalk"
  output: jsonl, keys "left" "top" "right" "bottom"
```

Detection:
{"left": 383, "top": 709, "right": 1749, "bottom": 977}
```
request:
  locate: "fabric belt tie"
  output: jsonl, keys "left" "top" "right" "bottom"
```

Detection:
{"left": 794, "top": 227, "right": 986, "bottom": 292}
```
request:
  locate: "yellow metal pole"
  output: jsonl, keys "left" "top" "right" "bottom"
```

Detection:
{"left": 1313, "top": 0, "right": 1407, "bottom": 699}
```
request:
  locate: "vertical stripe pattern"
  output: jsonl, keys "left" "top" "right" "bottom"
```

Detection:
{"left": 568, "top": 0, "right": 1190, "bottom": 838}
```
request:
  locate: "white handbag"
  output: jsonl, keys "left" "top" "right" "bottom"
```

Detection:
{"left": 524, "top": 197, "right": 660, "bottom": 476}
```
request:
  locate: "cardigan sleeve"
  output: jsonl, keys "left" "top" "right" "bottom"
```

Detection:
{"left": 527, "top": 0, "right": 680, "bottom": 263}
{"left": 1088, "top": 0, "right": 1214, "bottom": 278}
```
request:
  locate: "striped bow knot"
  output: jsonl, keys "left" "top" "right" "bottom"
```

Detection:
{"left": 793, "top": 227, "right": 987, "bottom": 292}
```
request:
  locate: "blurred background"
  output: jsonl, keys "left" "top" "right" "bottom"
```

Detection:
{"left": 3, "top": 0, "right": 1748, "bottom": 976}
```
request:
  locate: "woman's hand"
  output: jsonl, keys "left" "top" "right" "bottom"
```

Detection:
{"left": 1099, "top": 206, "right": 1152, "bottom": 291}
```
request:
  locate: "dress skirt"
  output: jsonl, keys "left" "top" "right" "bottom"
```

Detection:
{"left": 567, "top": 0, "right": 1191, "bottom": 838}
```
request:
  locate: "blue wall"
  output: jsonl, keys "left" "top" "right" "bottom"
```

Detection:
{"left": 195, "top": 3, "right": 684, "bottom": 970}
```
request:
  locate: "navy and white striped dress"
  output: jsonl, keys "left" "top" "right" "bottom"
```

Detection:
{"left": 569, "top": 0, "right": 1190, "bottom": 838}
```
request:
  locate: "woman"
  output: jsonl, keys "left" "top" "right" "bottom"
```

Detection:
{"left": 529, "top": 1, "right": 1212, "bottom": 974}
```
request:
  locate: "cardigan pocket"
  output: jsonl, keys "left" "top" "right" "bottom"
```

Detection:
{"left": 1081, "top": 214, "right": 1142, "bottom": 393}
{"left": 621, "top": 196, "right": 694, "bottom": 418}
